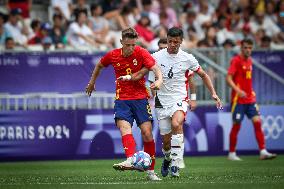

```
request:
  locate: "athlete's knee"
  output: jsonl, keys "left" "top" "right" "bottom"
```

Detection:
{"left": 141, "top": 129, "right": 153, "bottom": 142}
{"left": 171, "top": 119, "right": 183, "bottom": 133}
{"left": 252, "top": 115, "right": 261, "bottom": 123}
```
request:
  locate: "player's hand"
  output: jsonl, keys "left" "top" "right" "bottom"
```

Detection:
{"left": 189, "top": 100, "right": 197, "bottom": 111}
{"left": 85, "top": 82, "right": 95, "bottom": 97}
{"left": 150, "top": 79, "right": 162, "bottom": 90}
{"left": 237, "top": 90, "right": 246, "bottom": 98}
{"left": 212, "top": 94, "right": 223, "bottom": 110}
{"left": 117, "top": 75, "right": 132, "bottom": 81}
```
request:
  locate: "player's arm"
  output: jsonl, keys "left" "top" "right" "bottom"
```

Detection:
{"left": 117, "top": 64, "right": 163, "bottom": 90}
{"left": 117, "top": 67, "right": 148, "bottom": 81}
{"left": 226, "top": 74, "right": 246, "bottom": 97}
{"left": 188, "top": 75, "right": 197, "bottom": 111}
{"left": 85, "top": 61, "right": 105, "bottom": 96}
{"left": 196, "top": 67, "right": 223, "bottom": 109}
{"left": 149, "top": 64, "right": 162, "bottom": 90}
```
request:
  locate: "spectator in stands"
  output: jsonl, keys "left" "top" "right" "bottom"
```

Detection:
{"left": 195, "top": 0, "right": 215, "bottom": 30}
{"left": 222, "top": 39, "right": 235, "bottom": 50}
{"left": 5, "top": 36, "right": 15, "bottom": 50}
{"left": 72, "top": 0, "right": 90, "bottom": 21}
{"left": 181, "top": 10, "right": 204, "bottom": 41}
{"left": 250, "top": 9, "right": 281, "bottom": 42}
{"left": 117, "top": 5, "right": 137, "bottom": 30}
{"left": 6, "top": 0, "right": 32, "bottom": 21}
{"left": 51, "top": 0, "right": 73, "bottom": 21}
{"left": 134, "top": 14, "right": 155, "bottom": 49}
{"left": 50, "top": 14, "right": 67, "bottom": 49}
{"left": 141, "top": 0, "right": 160, "bottom": 28}
{"left": 0, "top": 13, "right": 11, "bottom": 46}
{"left": 66, "top": 10, "right": 97, "bottom": 49}
{"left": 28, "top": 22, "right": 51, "bottom": 45}
{"left": 155, "top": 0, "right": 178, "bottom": 28}
{"left": 182, "top": 27, "right": 198, "bottom": 49}
{"left": 27, "top": 19, "right": 41, "bottom": 44}
{"left": 41, "top": 36, "right": 52, "bottom": 51}
{"left": 216, "top": 16, "right": 236, "bottom": 46}
{"left": 149, "top": 25, "right": 167, "bottom": 51}
{"left": 89, "top": 4, "right": 109, "bottom": 39}
{"left": 259, "top": 35, "right": 271, "bottom": 49}
{"left": 4, "top": 8, "right": 29, "bottom": 47}
{"left": 198, "top": 26, "right": 218, "bottom": 48}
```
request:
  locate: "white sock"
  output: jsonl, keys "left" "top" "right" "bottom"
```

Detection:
{"left": 171, "top": 134, "right": 183, "bottom": 166}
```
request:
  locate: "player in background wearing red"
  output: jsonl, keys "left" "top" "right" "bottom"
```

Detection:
{"left": 85, "top": 27, "right": 163, "bottom": 180}
{"left": 227, "top": 38, "right": 277, "bottom": 161}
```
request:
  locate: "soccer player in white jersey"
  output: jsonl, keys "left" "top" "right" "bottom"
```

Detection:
{"left": 148, "top": 38, "right": 197, "bottom": 170}
{"left": 119, "top": 27, "right": 222, "bottom": 177}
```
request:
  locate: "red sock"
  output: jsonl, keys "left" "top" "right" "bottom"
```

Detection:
{"left": 122, "top": 134, "right": 136, "bottom": 158}
{"left": 229, "top": 123, "right": 241, "bottom": 152}
{"left": 253, "top": 120, "right": 265, "bottom": 150}
{"left": 144, "top": 140, "right": 155, "bottom": 170}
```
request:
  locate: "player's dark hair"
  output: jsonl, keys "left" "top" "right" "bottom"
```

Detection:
{"left": 121, "top": 27, "right": 138, "bottom": 39}
{"left": 167, "top": 27, "right": 183, "bottom": 39}
{"left": 241, "top": 38, "right": 254, "bottom": 46}
{"left": 158, "top": 38, "right": 167, "bottom": 45}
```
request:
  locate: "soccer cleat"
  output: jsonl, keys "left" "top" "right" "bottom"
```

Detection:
{"left": 260, "top": 150, "right": 277, "bottom": 160}
{"left": 113, "top": 158, "right": 144, "bottom": 172}
{"left": 170, "top": 166, "right": 180, "bottom": 177}
{"left": 228, "top": 152, "right": 242, "bottom": 161}
{"left": 147, "top": 170, "right": 162, "bottom": 181}
{"left": 178, "top": 158, "right": 185, "bottom": 169}
{"left": 161, "top": 159, "right": 171, "bottom": 177}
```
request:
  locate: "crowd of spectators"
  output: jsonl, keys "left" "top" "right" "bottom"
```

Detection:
{"left": 0, "top": 0, "right": 284, "bottom": 51}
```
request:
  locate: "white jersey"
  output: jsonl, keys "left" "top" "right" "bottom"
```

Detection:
{"left": 150, "top": 48, "right": 200, "bottom": 107}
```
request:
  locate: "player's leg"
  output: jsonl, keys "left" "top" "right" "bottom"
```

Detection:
{"left": 228, "top": 103, "right": 244, "bottom": 161}
{"left": 134, "top": 99, "right": 161, "bottom": 180}
{"left": 248, "top": 104, "right": 277, "bottom": 160}
{"left": 158, "top": 117, "right": 172, "bottom": 177}
{"left": 112, "top": 100, "right": 136, "bottom": 171}
{"left": 170, "top": 110, "right": 186, "bottom": 177}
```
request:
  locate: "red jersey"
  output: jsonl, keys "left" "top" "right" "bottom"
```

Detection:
{"left": 227, "top": 54, "right": 256, "bottom": 104}
{"left": 100, "top": 46, "right": 155, "bottom": 100}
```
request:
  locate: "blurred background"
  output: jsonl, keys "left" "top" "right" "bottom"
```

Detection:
{"left": 0, "top": 0, "right": 283, "bottom": 160}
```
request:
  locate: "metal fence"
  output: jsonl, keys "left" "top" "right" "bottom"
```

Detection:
{"left": 0, "top": 92, "right": 115, "bottom": 111}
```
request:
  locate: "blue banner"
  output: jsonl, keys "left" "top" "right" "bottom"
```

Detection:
{"left": 0, "top": 105, "right": 283, "bottom": 159}
{"left": 0, "top": 52, "right": 115, "bottom": 94}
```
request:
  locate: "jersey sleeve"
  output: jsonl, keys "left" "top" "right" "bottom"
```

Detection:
{"left": 140, "top": 48, "right": 156, "bottom": 69}
{"left": 100, "top": 51, "right": 113, "bottom": 67}
{"left": 188, "top": 54, "right": 200, "bottom": 72}
{"left": 227, "top": 57, "right": 238, "bottom": 75}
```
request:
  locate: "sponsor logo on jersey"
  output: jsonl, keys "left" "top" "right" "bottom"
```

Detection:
{"left": 133, "top": 59, "right": 137, "bottom": 66}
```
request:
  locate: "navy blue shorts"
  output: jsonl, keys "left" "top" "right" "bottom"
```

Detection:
{"left": 231, "top": 103, "right": 260, "bottom": 123}
{"left": 114, "top": 99, "right": 153, "bottom": 126}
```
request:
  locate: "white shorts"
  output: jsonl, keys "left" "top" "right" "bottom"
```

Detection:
{"left": 156, "top": 101, "right": 188, "bottom": 135}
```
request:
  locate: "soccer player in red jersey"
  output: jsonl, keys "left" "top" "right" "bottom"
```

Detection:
{"left": 226, "top": 38, "right": 277, "bottom": 161}
{"left": 85, "top": 27, "right": 163, "bottom": 180}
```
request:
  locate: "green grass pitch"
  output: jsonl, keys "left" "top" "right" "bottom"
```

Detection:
{"left": 0, "top": 155, "right": 283, "bottom": 189}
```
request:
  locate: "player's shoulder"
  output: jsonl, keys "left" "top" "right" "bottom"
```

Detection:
{"left": 178, "top": 49, "right": 198, "bottom": 62}
{"left": 230, "top": 54, "right": 242, "bottom": 64}
{"left": 104, "top": 48, "right": 120, "bottom": 57}
{"left": 152, "top": 48, "right": 166, "bottom": 57}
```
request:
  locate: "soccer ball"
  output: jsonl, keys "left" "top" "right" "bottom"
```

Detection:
{"left": 131, "top": 151, "right": 152, "bottom": 171}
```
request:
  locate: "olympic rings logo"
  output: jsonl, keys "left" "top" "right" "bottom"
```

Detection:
{"left": 261, "top": 115, "right": 284, "bottom": 140}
